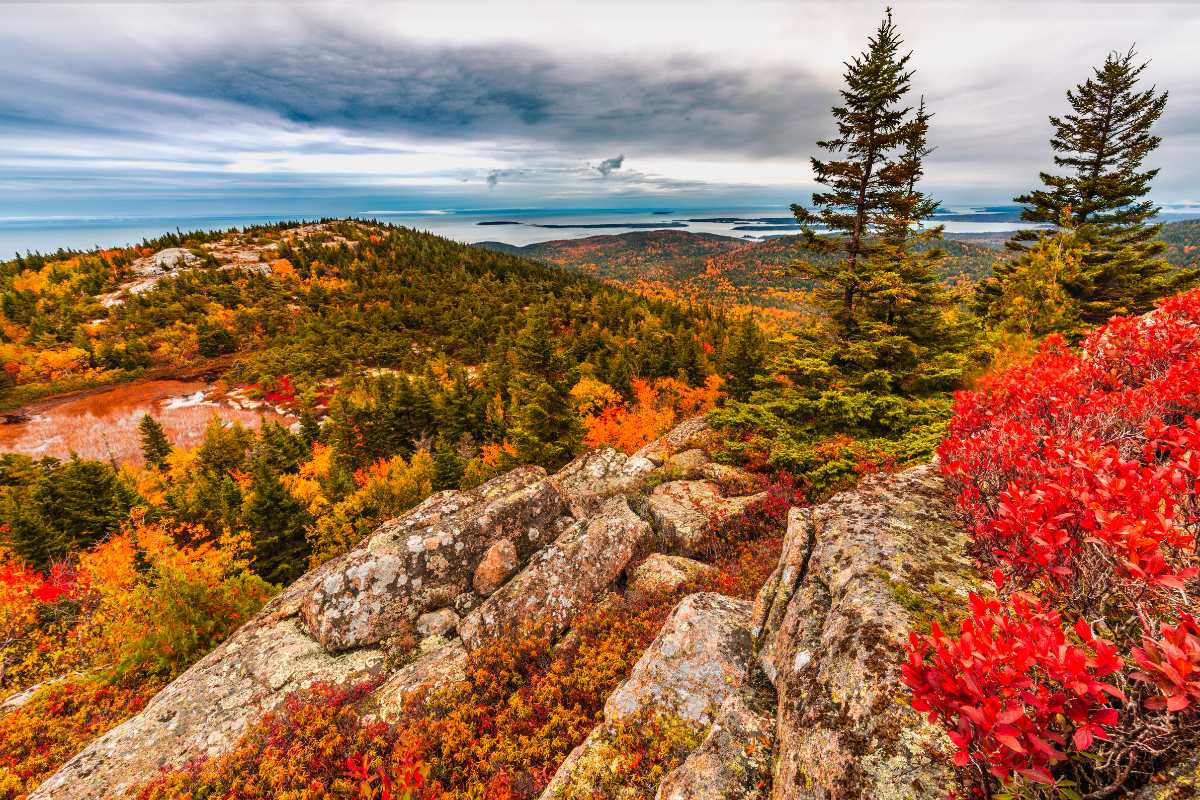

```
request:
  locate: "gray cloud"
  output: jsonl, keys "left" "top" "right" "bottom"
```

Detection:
{"left": 3, "top": 1, "right": 1200, "bottom": 212}
{"left": 9, "top": 31, "right": 830, "bottom": 161}
{"left": 595, "top": 154, "right": 624, "bottom": 176}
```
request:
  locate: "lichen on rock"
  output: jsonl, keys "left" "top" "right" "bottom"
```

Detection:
{"left": 752, "top": 462, "right": 974, "bottom": 800}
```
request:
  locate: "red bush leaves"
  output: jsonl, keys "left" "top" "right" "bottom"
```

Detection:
{"left": 904, "top": 290, "right": 1200, "bottom": 793}
{"left": 903, "top": 588, "right": 1122, "bottom": 785}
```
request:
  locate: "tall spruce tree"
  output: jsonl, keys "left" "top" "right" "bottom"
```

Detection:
{"left": 792, "top": 9, "right": 907, "bottom": 329}
{"left": 792, "top": 9, "right": 941, "bottom": 343}
{"left": 242, "top": 460, "right": 312, "bottom": 585}
{"left": 791, "top": 9, "right": 957, "bottom": 390}
{"left": 1000, "top": 47, "right": 1187, "bottom": 323}
{"left": 506, "top": 308, "right": 582, "bottom": 467}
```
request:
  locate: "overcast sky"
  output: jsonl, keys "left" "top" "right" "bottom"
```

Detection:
{"left": 3, "top": 0, "right": 1200, "bottom": 216}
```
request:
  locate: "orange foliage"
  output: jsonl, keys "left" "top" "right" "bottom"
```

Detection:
{"left": 0, "top": 518, "right": 273, "bottom": 796}
{"left": 582, "top": 375, "right": 723, "bottom": 454}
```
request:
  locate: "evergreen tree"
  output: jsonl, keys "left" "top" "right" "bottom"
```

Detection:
{"left": 196, "top": 320, "right": 236, "bottom": 357}
{"left": 433, "top": 434, "right": 465, "bottom": 490}
{"left": 977, "top": 224, "right": 1087, "bottom": 338}
{"left": 507, "top": 309, "right": 582, "bottom": 467}
{"left": 242, "top": 460, "right": 312, "bottom": 585}
{"left": 138, "top": 414, "right": 172, "bottom": 469}
{"left": 792, "top": 9, "right": 921, "bottom": 338}
{"left": 790, "top": 9, "right": 957, "bottom": 388}
{"left": 3, "top": 457, "right": 137, "bottom": 568}
{"left": 298, "top": 409, "right": 322, "bottom": 448}
{"left": 1004, "top": 47, "right": 1186, "bottom": 322}
{"left": 724, "top": 316, "right": 767, "bottom": 400}
{"left": 253, "top": 420, "right": 308, "bottom": 474}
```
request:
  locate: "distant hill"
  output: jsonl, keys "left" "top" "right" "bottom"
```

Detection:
{"left": 1160, "top": 218, "right": 1200, "bottom": 268}
{"left": 477, "top": 230, "right": 998, "bottom": 323}
{"left": 478, "top": 218, "right": 1200, "bottom": 321}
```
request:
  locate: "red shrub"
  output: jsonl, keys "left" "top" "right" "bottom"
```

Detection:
{"left": 905, "top": 289, "right": 1200, "bottom": 795}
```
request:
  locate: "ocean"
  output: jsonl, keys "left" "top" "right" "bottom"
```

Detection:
{"left": 0, "top": 207, "right": 1047, "bottom": 256}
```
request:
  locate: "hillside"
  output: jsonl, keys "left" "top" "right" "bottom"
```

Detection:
{"left": 15, "top": 289, "right": 1200, "bottom": 800}
{"left": 479, "top": 219, "right": 1200, "bottom": 322}
{"left": 479, "top": 230, "right": 1000, "bottom": 324}
{"left": 17, "top": 416, "right": 975, "bottom": 800}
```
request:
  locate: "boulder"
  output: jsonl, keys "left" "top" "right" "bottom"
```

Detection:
{"left": 539, "top": 593, "right": 771, "bottom": 799}
{"left": 459, "top": 496, "right": 653, "bottom": 651}
{"left": 648, "top": 480, "right": 766, "bottom": 556}
{"left": 702, "top": 461, "right": 762, "bottom": 496}
{"left": 605, "top": 593, "right": 759, "bottom": 724}
{"left": 550, "top": 446, "right": 654, "bottom": 515}
{"left": 369, "top": 639, "right": 468, "bottom": 724}
{"left": 149, "top": 248, "right": 199, "bottom": 272}
{"left": 625, "top": 554, "right": 717, "bottom": 603}
{"left": 664, "top": 447, "right": 709, "bottom": 478}
{"left": 634, "top": 416, "right": 715, "bottom": 465}
{"left": 752, "top": 463, "right": 973, "bottom": 800}
{"left": 654, "top": 694, "right": 773, "bottom": 800}
{"left": 1135, "top": 751, "right": 1200, "bottom": 799}
{"left": 416, "top": 608, "right": 460, "bottom": 638}
{"left": 473, "top": 539, "right": 518, "bottom": 595}
{"left": 301, "top": 467, "right": 566, "bottom": 652}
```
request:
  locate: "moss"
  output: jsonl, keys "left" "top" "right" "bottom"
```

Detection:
{"left": 551, "top": 712, "right": 705, "bottom": 800}
{"left": 875, "top": 567, "right": 971, "bottom": 636}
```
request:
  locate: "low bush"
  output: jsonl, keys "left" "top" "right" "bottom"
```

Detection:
{"left": 904, "top": 289, "right": 1200, "bottom": 797}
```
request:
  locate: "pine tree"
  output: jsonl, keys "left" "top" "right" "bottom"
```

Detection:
{"left": 724, "top": 316, "right": 767, "bottom": 400}
{"left": 138, "top": 414, "right": 172, "bottom": 469}
{"left": 792, "top": 9, "right": 921, "bottom": 338}
{"left": 1006, "top": 47, "right": 1187, "bottom": 322}
{"left": 242, "top": 460, "right": 312, "bottom": 585}
{"left": 791, "top": 9, "right": 957, "bottom": 389}
{"left": 506, "top": 309, "right": 582, "bottom": 467}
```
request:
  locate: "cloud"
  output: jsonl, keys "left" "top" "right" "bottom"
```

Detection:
{"left": 595, "top": 154, "right": 624, "bottom": 177}
{"left": 3, "top": 1, "right": 1200, "bottom": 212}
{"left": 2, "top": 27, "right": 834, "bottom": 161}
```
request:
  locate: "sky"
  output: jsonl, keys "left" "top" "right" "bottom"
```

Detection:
{"left": 3, "top": 0, "right": 1200, "bottom": 218}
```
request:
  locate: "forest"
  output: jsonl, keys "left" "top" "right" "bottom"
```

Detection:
{"left": 3, "top": 7, "right": 1200, "bottom": 800}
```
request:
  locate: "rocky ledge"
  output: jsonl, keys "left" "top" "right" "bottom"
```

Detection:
{"left": 27, "top": 420, "right": 979, "bottom": 800}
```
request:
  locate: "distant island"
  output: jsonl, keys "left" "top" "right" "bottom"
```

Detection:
{"left": 686, "top": 216, "right": 795, "bottom": 224}
{"left": 534, "top": 221, "right": 688, "bottom": 229}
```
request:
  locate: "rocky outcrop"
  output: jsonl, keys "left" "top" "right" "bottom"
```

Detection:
{"left": 369, "top": 639, "right": 468, "bottom": 724}
{"left": 625, "top": 554, "right": 717, "bottom": 603}
{"left": 752, "top": 463, "right": 972, "bottom": 800}
{"left": 549, "top": 446, "right": 654, "bottom": 515}
{"left": 27, "top": 466, "right": 571, "bottom": 800}
{"left": 301, "top": 466, "right": 567, "bottom": 652}
{"left": 634, "top": 416, "right": 716, "bottom": 465}
{"left": 27, "top": 416, "right": 981, "bottom": 800}
{"left": 31, "top": 614, "right": 385, "bottom": 800}
{"left": 654, "top": 694, "right": 774, "bottom": 800}
{"left": 460, "top": 496, "right": 652, "bottom": 651}
{"left": 648, "top": 479, "right": 766, "bottom": 556}
{"left": 539, "top": 593, "right": 774, "bottom": 799}
{"left": 1136, "top": 751, "right": 1200, "bottom": 800}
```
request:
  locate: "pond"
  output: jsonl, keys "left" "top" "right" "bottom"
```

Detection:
{"left": 0, "top": 379, "right": 296, "bottom": 465}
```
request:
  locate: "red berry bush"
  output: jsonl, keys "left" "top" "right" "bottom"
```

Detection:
{"left": 904, "top": 290, "right": 1200, "bottom": 797}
